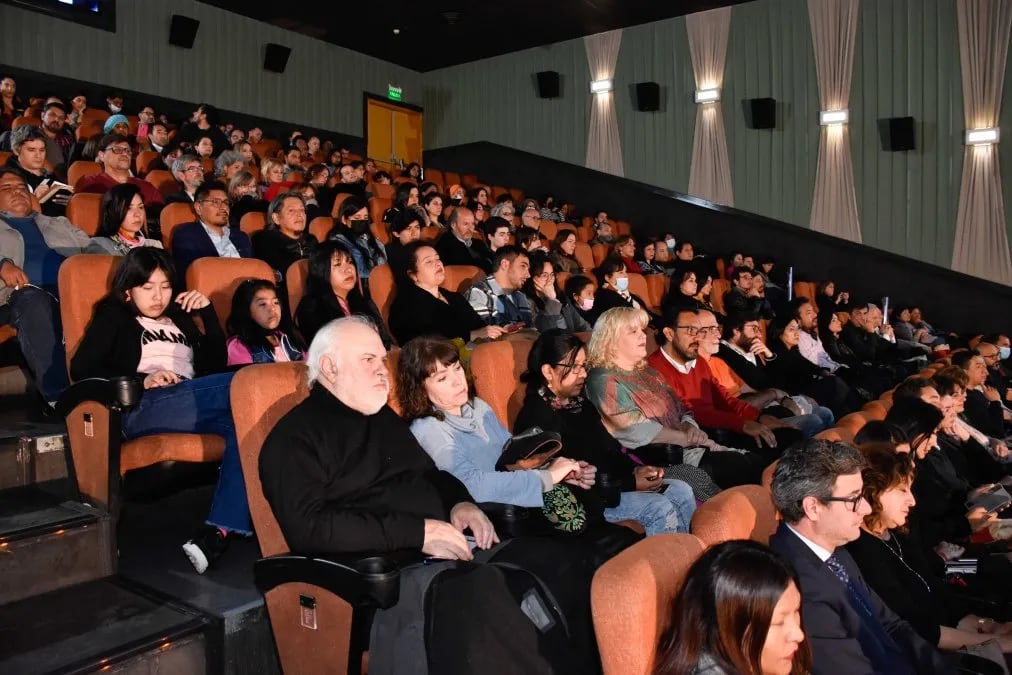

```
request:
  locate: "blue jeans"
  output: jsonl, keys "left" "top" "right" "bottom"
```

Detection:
{"left": 121, "top": 372, "right": 250, "bottom": 535}
{"left": 786, "top": 406, "right": 835, "bottom": 438}
{"left": 604, "top": 479, "right": 697, "bottom": 536}
{"left": 0, "top": 287, "right": 69, "bottom": 401}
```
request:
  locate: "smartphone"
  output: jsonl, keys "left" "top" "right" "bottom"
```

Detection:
{"left": 504, "top": 322, "right": 524, "bottom": 333}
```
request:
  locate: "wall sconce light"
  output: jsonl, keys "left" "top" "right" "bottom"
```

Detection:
{"left": 694, "top": 88, "right": 721, "bottom": 103}
{"left": 819, "top": 109, "right": 849, "bottom": 126}
{"left": 589, "top": 79, "right": 613, "bottom": 94}
{"left": 965, "top": 127, "right": 1000, "bottom": 145}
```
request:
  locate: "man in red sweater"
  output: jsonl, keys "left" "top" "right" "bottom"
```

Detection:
{"left": 75, "top": 133, "right": 165, "bottom": 216}
{"left": 648, "top": 306, "right": 802, "bottom": 456}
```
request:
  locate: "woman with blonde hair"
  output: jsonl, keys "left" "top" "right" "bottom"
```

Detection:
{"left": 585, "top": 307, "right": 767, "bottom": 496}
{"left": 259, "top": 157, "right": 285, "bottom": 192}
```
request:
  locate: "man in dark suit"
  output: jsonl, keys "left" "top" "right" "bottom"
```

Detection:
{"left": 171, "top": 180, "right": 252, "bottom": 282}
{"left": 769, "top": 439, "right": 949, "bottom": 674}
{"left": 436, "top": 206, "right": 491, "bottom": 273}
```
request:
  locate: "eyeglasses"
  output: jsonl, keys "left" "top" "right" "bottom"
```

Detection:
{"left": 200, "top": 198, "right": 232, "bottom": 209}
{"left": 822, "top": 494, "right": 866, "bottom": 512}
{"left": 104, "top": 146, "right": 132, "bottom": 155}
{"left": 675, "top": 325, "right": 720, "bottom": 337}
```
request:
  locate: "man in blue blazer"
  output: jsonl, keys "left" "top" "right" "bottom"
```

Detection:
{"left": 769, "top": 439, "right": 949, "bottom": 674}
{"left": 171, "top": 180, "right": 252, "bottom": 282}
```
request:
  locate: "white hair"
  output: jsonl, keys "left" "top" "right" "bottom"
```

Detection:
{"left": 305, "top": 316, "right": 380, "bottom": 386}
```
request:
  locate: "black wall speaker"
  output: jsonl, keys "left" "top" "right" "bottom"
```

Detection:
{"left": 635, "top": 82, "right": 660, "bottom": 112}
{"left": 747, "top": 98, "right": 777, "bottom": 129}
{"left": 879, "top": 116, "right": 916, "bottom": 151}
{"left": 535, "top": 71, "right": 560, "bottom": 99}
{"left": 168, "top": 15, "right": 200, "bottom": 49}
{"left": 264, "top": 44, "right": 292, "bottom": 74}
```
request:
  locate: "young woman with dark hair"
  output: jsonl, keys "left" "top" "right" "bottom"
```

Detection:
{"left": 655, "top": 540, "right": 810, "bottom": 675}
{"left": 522, "top": 251, "right": 592, "bottom": 332}
{"left": 225, "top": 279, "right": 304, "bottom": 365}
{"left": 400, "top": 162, "right": 421, "bottom": 181}
{"left": 550, "top": 229, "right": 584, "bottom": 274}
{"left": 87, "top": 183, "right": 163, "bottom": 254}
{"left": 70, "top": 247, "right": 248, "bottom": 574}
{"left": 327, "top": 195, "right": 386, "bottom": 286}
{"left": 516, "top": 329, "right": 696, "bottom": 535}
{"left": 636, "top": 240, "right": 667, "bottom": 276}
{"left": 591, "top": 256, "right": 655, "bottom": 325}
{"left": 294, "top": 240, "right": 389, "bottom": 346}
{"left": 564, "top": 274, "right": 597, "bottom": 329}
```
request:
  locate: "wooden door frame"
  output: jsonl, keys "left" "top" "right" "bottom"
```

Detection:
{"left": 363, "top": 93, "right": 423, "bottom": 165}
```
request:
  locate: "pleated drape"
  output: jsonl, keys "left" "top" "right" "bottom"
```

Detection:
{"left": 686, "top": 7, "right": 734, "bottom": 206}
{"left": 952, "top": 0, "right": 1012, "bottom": 284}
{"left": 584, "top": 29, "right": 625, "bottom": 177}
{"left": 807, "top": 0, "right": 862, "bottom": 243}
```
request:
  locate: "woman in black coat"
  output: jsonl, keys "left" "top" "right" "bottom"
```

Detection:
{"left": 588, "top": 256, "right": 657, "bottom": 325}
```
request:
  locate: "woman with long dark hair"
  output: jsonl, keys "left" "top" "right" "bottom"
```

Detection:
{"left": 294, "top": 240, "right": 389, "bottom": 346}
{"left": 87, "top": 183, "right": 163, "bottom": 254}
{"left": 522, "top": 251, "right": 592, "bottom": 332}
{"left": 70, "top": 247, "right": 248, "bottom": 574}
{"left": 226, "top": 279, "right": 304, "bottom": 365}
{"left": 656, "top": 540, "right": 809, "bottom": 675}
{"left": 327, "top": 195, "right": 387, "bottom": 288}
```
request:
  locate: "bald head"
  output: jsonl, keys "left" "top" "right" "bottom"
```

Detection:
{"left": 307, "top": 317, "right": 390, "bottom": 414}
{"left": 449, "top": 207, "right": 475, "bottom": 241}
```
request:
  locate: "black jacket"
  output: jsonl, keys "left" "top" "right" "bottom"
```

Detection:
{"left": 964, "top": 390, "right": 1005, "bottom": 439}
{"left": 388, "top": 282, "right": 484, "bottom": 346}
{"left": 588, "top": 287, "right": 654, "bottom": 325}
{"left": 769, "top": 522, "right": 948, "bottom": 675}
{"left": 435, "top": 233, "right": 492, "bottom": 273}
{"left": 716, "top": 342, "right": 777, "bottom": 391}
{"left": 252, "top": 228, "right": 318, "bottom": 280}
{"left": 228, "top": 195, "right": 268, "bottom": 230}
{"left": 723, "top": 286, "right": 772, "bottom": 320}
{"left": 259, "top": 384, "right": 473, "bottom": 555}
{"left": 70, "top": 297, "right": 224, "bottom": 383}
{"left": 295, "top": 290, "right": 391, "bottom": 348}
{"left": 841, "top": 324, "right": 900, "bottom": 365}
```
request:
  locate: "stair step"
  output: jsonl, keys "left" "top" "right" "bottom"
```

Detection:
{"left": 0, "top": 577, "right": 209, "bottom": 675}
{"left": 0, "top": 486, "right": 114, "bottom": 604}
{"left": 0, "top": 425, "right": 69, "bottom": 492}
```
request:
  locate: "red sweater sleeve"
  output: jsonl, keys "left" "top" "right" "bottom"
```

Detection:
{"left": 647, "top": 351, "right": 755, "bottom": 432}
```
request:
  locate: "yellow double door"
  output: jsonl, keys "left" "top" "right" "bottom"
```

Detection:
{"left": 366, "top": 97, "right": 423, "bottom": 174}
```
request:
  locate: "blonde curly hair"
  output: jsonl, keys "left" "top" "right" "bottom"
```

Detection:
{"left": 587, "top": 306, "right": 650, "bottom": 369}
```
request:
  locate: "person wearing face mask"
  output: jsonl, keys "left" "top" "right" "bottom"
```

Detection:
{"left": 563, "top": 275, "right": 597, "bottom": 331}
{"left": 326, "top": 195, "right": 386, "bottom": 288}
{"left": 446, "top": 183, "right": 465, "bottom": 207}
{"left": 588, "top": 256, "right": 656, "bottom": 325}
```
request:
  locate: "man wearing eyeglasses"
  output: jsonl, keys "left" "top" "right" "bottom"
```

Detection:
{"left": 171, "top": 180, "right": 252, "bottom": 281}
{"left": 76, "top": 133, "right": 165, "bottom": 211}
{"left": 165, "top": 154, "right": 204, "bottom": 205}
{"left": 770, "top": 440, "right": 949, "bottom": 675}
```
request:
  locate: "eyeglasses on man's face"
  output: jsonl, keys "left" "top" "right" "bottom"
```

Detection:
{"left": 104, "top": 145, "right": 132, "bottom": 155}
{"left": 675, "top": 325, "right": 720, "bottom": 337}
{"left": 822, "top": 493, "right": 867, "bottom": 512}
{"left": 200, "top": 198, "right": 232, "bottom": 209}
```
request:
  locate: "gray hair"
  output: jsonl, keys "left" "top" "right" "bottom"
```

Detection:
{"left": 306, "top": 316, "right": 381, "bottom": 386}
{"left": 267, "top": 190, "right": 305, "bottom": 227}
{"left": 11, "top": 125, "right": 46, "bottom": 152}
{"left": 771, "top": 439, "right": 867, "bottom": 523}
{"left": 171, "top": 153, "right": 200, "bottom": 177}
{"left": 214, "top": 150, "right": 246, "bottom": 177}
{"left": 227, "top": 170, "right": 256, "bottom": 195}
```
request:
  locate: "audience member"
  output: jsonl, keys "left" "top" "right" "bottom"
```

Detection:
{"left": 635, "top": 239, "right": 666, "bottom": 276}
{"left": 436, "top": 206, "right": 491, "bottom": 273}
{"left": 165, "top": 154, "right": 204, "bottom": 204}
{"left": 769, "top": 439, "right": 950, "bottom": 674}
{"left": 588, "top": 210, "right": 614, "bottom": 245}
{"left": 226, "top": 171, "right": 267, "bottom": 229}
{"left": 421, "top": 191, "right": 445, "bottom": 229}
{"left": 326, "top": 195, "right": 386, "bottom": 286}
{"left": 213, "top": 150, "right": 246, "bottom": 182}
{"left": 590, "top": 256, "right": 655, "bottom": 324}
{"left": 767, "top": 318, "right": 861, "bottom": 418}
{"left": 522, "top": 251, "right": 592, "bottom": 332}
{"left": 102, "top": 113, "right": 130, "bottom": 138}
{"left": 295, "top": 240, "right": 388, "bottom": 347}
{"left": 481, "top": 216, "right": 511, "bottom": 260}
{"left": 518, "top": 199, "right": 541, "bottom": 231}
{"left": 87, "top": 183, "right": 163, "bottom": 254}
{"left": 386, "top": 206, "right": 423, "bottom": 274}
{"left": 225, "top": 279, "right": 304, "bottom": 366}
{"left": 70, "top": 247, "right": 247, "bottom": 574}
{"left": 549, "top": 229, "right": 583, "bottom": 274}
{"left": 252, "top": 191, "right": 316, "bottom": 284}
{"left": 655, "top": 540, "right": 810, "bottom": 675}
{"left": 465, "top": 245, "right": 532, "bottom": 328}
{"left": 5, "top": 125, "right": 69, "bottom": 217}
{"left": 614, "top": 234, "right": 642, "bottom": 274}
{"left": 171, "top": 180, "right": 252, "bottom": 281}
{"left": 725, "top": 267, "right": 774, "bottom": 320}
{"left": 178, "top": 103, "right": 229, "bottom": 155}
{"left": 37, "top": 102, "right": 73, "bottom": 172}
{"left": 563, "top": 274, "right": 597, "bottom": 330}
{"left": 76, "top": 133, "right": 165, "bottom": 212}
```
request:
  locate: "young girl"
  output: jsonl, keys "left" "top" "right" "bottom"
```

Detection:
{"left": 70, "top": 247, "right": 248, "bottom": 575}
{"left": 226, "top": 279, "right": 304, "bottom": 366}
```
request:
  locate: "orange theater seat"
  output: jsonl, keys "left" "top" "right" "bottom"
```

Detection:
{"left": 67, "top": 160, "right": 102, "bottom": 190}
{"left": 592, "top": 534, "right": 706, "bottom": 675}
{"left": 185, "top": 257, "right": 276, "bottom": 333}
{"left": 367, "top": 264, "right": 396, "bottom": 328}
{"left": 573, "top": 242, "right": 595, "bottom": 272}
{"left": 239, "top": 211, "right": 267, "bottom": 239}
{"left": 144, "top": 169, "right": 178, "bottom": 198}
{"left": 158, "top": 202, "right": 196, "bottom": 252}
{"left": 626, "top": 273, "right": 651, "bottom": 311}
{"left": 286, "top": 259, "right": 309, "bottom": 320}
{"left": 424, "top": 168, "right": 444, "bottom": 187}
{"left": 370, "top": 183, "right": 395, "bottom": 200}
{"left": 134, "top": 150, "right": 159, "bottom": 176}
{"left": 308, "top": 216, "right": 334, "bottom": 243}
{"left": 690, "top": 485, "right": 779, "bottom": 547}
{"left": 368, "top": 197, "right": 391, "bottom": 225}
{"left": 591, "top": 243, "right": 610, "bottom": 267}
{"left": 470, "top": 339, "right": 534, "bottom": 430}
{"left": 65, "top": 193, "right": 103, "bottom": 236}
{"left": 443, "top": 264, "right": 483, "bottom": 296}
{"left": 645, "top": 275, "right": 668, "bottom": 312}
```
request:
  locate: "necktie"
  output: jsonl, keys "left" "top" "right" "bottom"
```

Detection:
{"left": 826, "top": 553, "right": 874, "bottom": 617}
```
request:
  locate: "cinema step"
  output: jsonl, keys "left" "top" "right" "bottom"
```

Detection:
{"left": 0, "top": 424, "right": 69, "bottom": 492}
{"left": 0, "top": 577, "right": 209, "bottom": 675}
{"left": 0, "top": 484, "right": 113, "bottom": 605}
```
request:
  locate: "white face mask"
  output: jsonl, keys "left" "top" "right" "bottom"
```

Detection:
{"left": 613, "top": 277, "right": 629, "bottom": 292}
{"left": 108, "top": 103, "right": 122, "bottom": 114}
{"left": 1000, "top": 346, "right": 1011, "bottom": 361}
{"left": 665, "top": 238, "right": 675, "bottom": 250}
{"left": 578, "top": 298, "right": 594, "bottom": 311}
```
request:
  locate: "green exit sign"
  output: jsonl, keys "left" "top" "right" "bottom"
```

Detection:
{"left": 388, "top": 85, "right": 403, "bottom": 101}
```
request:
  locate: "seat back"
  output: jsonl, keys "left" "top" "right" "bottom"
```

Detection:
{"left": 159, "top": 202, "right": 196, "bottom": 252}
{"left": 185, "top": 257, "right": 276, "bottom": 333}
{"left": 367, "top": 264, "right": 396, "bottom": 327}
{"left": 66, "top": 193, "right": 103, "bottom": 236}
{"left": 573, "top": 242, "right": 595, "bottom": 272}
{"left": 443, "top": 265, "right": 483, "bottom": 295}
{"left": 626, "top": 273, "right": 651, "bottom": 310}
{"left": 308, "top": 216, "right": 334, "bottom": 243}
{"left": 690, "top": 485, "right": 779, "bottom": 547}
{"left": 592, "top": 534, "right": 706, "bottom": 675}
{"left": 68, "top": 160, "right": 102, "bottom": 189}
{"left": 368, "top": 197, "right": 391, "bottom": 225}
{"left": 814, "top": 427, "right": 853, "bottom": 443}
{"left": 286, "top": 259, "right": 309, "bottom": 319}
{"left": 443, "top": 171, "right": 461, "bottom": 187}
{"left": 239, "top": 211, "right": 267, "bottom": 238}
{"left": 470, "top": 339, "right": 534, "bottom": 430}
{"left": 539, "top": 220, "right": 557, "bottom": 241}
{"left": 645, "top": 274, "right": 668, "bottom": 311}
{"left": 370, "top": 183, "right": 395, "bottom": 200}
{"left": 58, "top": 254, "right": 120, "bottom": 367}
{"left": 144, "top": 169, "right": 177, "bottom": 198}
{"left": 710, "top": 279, "right": 731, "bottom": 315}
{"left": 793, "top": 281, "right": 817, "bottom": 303}
{"left": 862, "top": 401, "right": 888, "bottom": 421}
{"left": 836, "top": 412, "right": 871, "bottom": 439}
{"left": 591, "top": 243, "right": 611, "bottom": 267}
{"left": 424, "top": 169, "right": 444, "bottom": 187}
{"left": 134, "top": 150, "right": 159, "bottom": 176}
{"left": 330, "top": 192, "right": 352, "bottom": 218}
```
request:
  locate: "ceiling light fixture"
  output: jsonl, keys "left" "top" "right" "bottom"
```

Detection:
{"left": 590, "top": 79, "right": 613, "bottom": 95}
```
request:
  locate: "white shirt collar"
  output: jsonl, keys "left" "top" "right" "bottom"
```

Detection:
{"left": 786, "top": 523, "right": 833, "bottom": 562}
{"left": 659, "top": 346, "right": 695, "bottom": 374}
{"left": 721, "top": 339, "right": 757, "bottom": 366}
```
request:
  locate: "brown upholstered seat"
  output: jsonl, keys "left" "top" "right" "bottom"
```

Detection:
{"left": 185, "top": 257, "right": 275, "bottom": 333}
{"left": 690, "top": 485, "right": 779, "bottom": 547}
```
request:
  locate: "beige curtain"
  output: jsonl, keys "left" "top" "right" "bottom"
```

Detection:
{"left": 584, "top": 29, "right": 625, "bottom": 177}
{"left": 952, "top": 0, "right": 1012, "bottom": 285}
{"left": 686, "top": 7, "right": 734, "bottom": 206}
{"left": 807, "top": 0, "right": 862, "bottom": 243}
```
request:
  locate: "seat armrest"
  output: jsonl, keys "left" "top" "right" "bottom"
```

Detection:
{"left": 56, "top": 376, "right": 143, "bottom": 416}
{"left": 476, "top": 502, "right": 557, "bottom": 539}
{"left": 254, "top": 550, "right": 422, "bottom": 610}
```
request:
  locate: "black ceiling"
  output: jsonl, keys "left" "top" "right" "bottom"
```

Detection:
{"left": 199, "top": 0, "right": 753, "bottom": 72}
